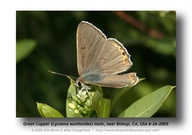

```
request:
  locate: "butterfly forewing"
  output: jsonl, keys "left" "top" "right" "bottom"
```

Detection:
{"left": 77, "top": 21, "right": 106, "bottom": 76}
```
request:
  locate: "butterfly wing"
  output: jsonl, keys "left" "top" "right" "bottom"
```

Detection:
{"left": 77, "top": 21, "right": 138, "bottom": 88}
{"left": 77, "top": 21, "right": 132, "bottom": 75}
{"left": 79, "top": 72, "right": 138, "bottom": 88}
{"left": 77, "top": 21, "right": 106, "bottom": 76}
{"left": 96, "top": 73, "right": 138, "bottom": 88}
{"left": 91, "top": 38, "right": 132, "bottom": 75}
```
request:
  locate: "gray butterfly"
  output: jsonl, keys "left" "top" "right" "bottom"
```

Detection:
{"left": 76, "top": 21, "right": 138, "bottom": 88}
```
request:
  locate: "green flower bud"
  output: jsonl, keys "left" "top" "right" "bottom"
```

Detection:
{"left": 84, "top": 106, "right": 88, "bottom": 110}
{"left": 72, "top": 95, "right": 78, "bottom": 101}
{"left": 68, "top": 103, "right": 76, "bottom": 109}
{"left": 78, "top": 106, "right": 84, "bottom": 112}
{"left": 82, "top": 110, "right": 87, "bottom": 114}
{"left": 84, "top": 106, "right": 90, "bottom": 112}
{"left": 85, "top": 99, "right": 92, "bottom": 107}
{"left": 77, "top": 99, "right": 82, "bottom": 104}
{"left": 74, "top": 109, "right": 80, "bottom": 114}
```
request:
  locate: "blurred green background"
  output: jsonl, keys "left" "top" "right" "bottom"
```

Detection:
{"left": 16, "top": 11, "right": 176, "bottom": 117}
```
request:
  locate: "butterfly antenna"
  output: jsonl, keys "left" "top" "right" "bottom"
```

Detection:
{"left": 48, "top": 70, "right": 77, "bottom": 80}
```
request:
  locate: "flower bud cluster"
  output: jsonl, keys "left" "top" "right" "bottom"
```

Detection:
{"left": 68, "top": 87, "right": 94, "bottom": 116}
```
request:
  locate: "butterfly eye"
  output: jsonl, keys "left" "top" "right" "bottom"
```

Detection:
{"left": 76, "top": 80, "right": 82, "bottom": 87}
{"left": 78, "top": 81, "right": 82, "bottom": 87}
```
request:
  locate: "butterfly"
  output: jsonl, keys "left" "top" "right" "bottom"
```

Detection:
{"left": 75, "top": 21, "right": 138, "bottom": 89}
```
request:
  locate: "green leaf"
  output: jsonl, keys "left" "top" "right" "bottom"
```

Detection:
{"left": 36, "top": 102, "right": 64, "bottom": 118}
{"left": 88, "top": 86, "right": 103, "bottom": 117}
{"left": 37, "top": 102, "right": 46, "bottom": 117}
{"left": 111, "top": 78, "right": 145, "bottom": 112}
{"left": 96, "top": 97, "right": 111, "bottom": 118}
{"left": 147, "top": 38, "right": 176, "bottom": 56}
{"left": 118, "top": 85, "right": 175, "bottom": 118}
{"left": 16, "top": 39, "right": 37, "bottom": 63}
